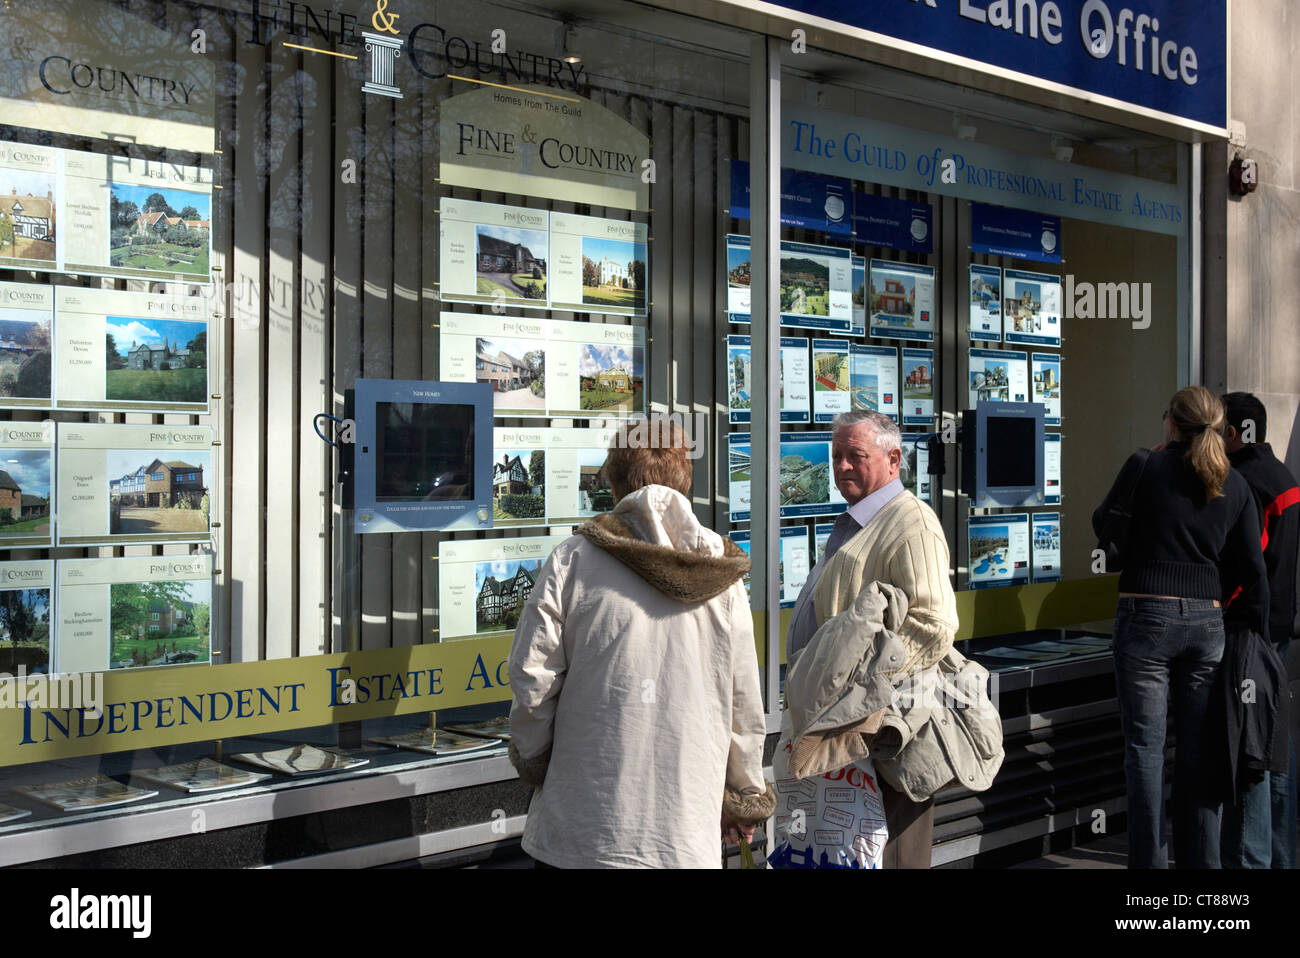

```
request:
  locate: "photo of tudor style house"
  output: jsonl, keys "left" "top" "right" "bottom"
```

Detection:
{"left": 580, "top": 236, "right": 647, "bottom": 312}
{"left": 492, "top": 448, "right": 545, "bottom": 524}
{"left": 109, "top": 577, "right": 211, "bottom": 670}
{"left": 0, "top": 168, "right": 57, "bottom": 266}
{"left": 474, "top": 557, "right": 542, "bottom": 634}
{"left": 475, "top": 337, "right": 545, "bottom": 411}
{"left": 107, "top": 449, "right": 210, "bottom": 537}
{"left": 0, "top": 308, "right": 52, "bottom": 403}
{"left": 105, "top": 316, "right": 207, "bottom": 404}
{"left": 475, "top": 225, "right": 547, "bottom": 301}
{"left": 0, "top": 449, "right": 51, "bottom": 541}
{"left": 108, "top": 183, "right": 211, "bottom": 277}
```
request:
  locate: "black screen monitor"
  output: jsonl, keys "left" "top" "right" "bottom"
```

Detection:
{"left": 962, "top": 401, "right": 1045, "bottom": 508}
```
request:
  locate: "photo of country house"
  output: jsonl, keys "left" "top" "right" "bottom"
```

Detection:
{"left": 902, "top": 357, "right": 932, "bottom": 399}
{"left": 492, "top": 448, "right": 545, "bottom": 524}
{"left": 475, "top": 337, "right": 545, "bottom": 411}
{"left": 727, "top": 246, "right": 751, "bottom": 290}
{"left": 0, "top": 449, "right": 51, "bottom": 540}
{"left": 871, "top": 271, "right": 917, "bottom": 327}
{"left": 107, "top": 449, "right": 210, "bottom": 537}
{"left": 580, "top": 237, "right": 646, "bottom": 312}
{"left": 109, "top": 578, "right": 211, "bottom": 670}
{"left": 779, "top": 441, "right": 830, "bottom": 507}
{"left": 104, "top": 316, "right": 206, "bottom": 404}
{"left": 579, "top": 343, "right": 643, "bottom": 413}
{"left": 0, "top": 308, "right": 51, "bottom": 402}
{"left": 780, "top": 252, "right": 831, "bottom": 316}
{"left": 0, "top": 168, "right": 57, "bottom": 266}
{"left": 576, "top": 448, "right": 615, "bottom": 517}
{"left": 475, "top": 225, "right": 547, "bottom": 301}
{"left": 474, "top": 557, "right": 542, "bottom": 634}
{"left": 108, "top": 184, "right": 211, "bottom": 277}
{"left": 0, "top": 586, "right": 50, "bottom": 673}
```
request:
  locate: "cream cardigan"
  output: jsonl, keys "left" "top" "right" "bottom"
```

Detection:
{"left": 812, "top": 490, "right": 959, "bottom": 676}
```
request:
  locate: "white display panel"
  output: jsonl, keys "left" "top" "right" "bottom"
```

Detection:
{"left": 726, "top": 234, "right": 854, "bottom": 333}
{"left": 969, "top": 264, "right": 1002, "bottom": 342}
{"left": 967, "top": 512, "right": 1030, "bottom": 590}
{"left": 813, "top": 522, "right": 834, "bottom": 563}
{"left": 548, "top": 212, "right": 648, "bottom": 316}
{"left": 0, "top": 560, "right": 53, "bottom": 674}
{"left": 727, "top": 432, "right": 752, "bottom": 522}
{"left": 1032, "top": 511, "right": 1062, "bottom": 583}
{"left": 0, "top": 420, "right": 53, "bottom": 549}
{"left": 851, "top": 255, "right": 867, "bottom": 336}
{"left": 726, "top": 335, "right": 811, "bottom": 424}
{"left": 437, "top": 536, "right": 568, "bottom": 641}
{"left": 56, "top": 554, "right": 212, "bottom": 674}
{"left": 868, "top": 259, "right": 935, "bottom": 342}
{"left": 901, "top": 347, "right": 935, "bottom": 425}
{"left": 1044, "top": 432, "right": 1062, "bottom": 505}
{"left": 811, "top": 339, "right": 851, "bottom": 423}
{"left": 539, "top": 426, "right": 619, "bottom": 525}
{"left": 968, "top": 348, "right": 1030, "bottom": 406}
{"left": 732, "top": 525, "right": 810, "bottom": 609}
{"left": 1032, "top": 352, "right": 1062, "bottom": 425}
{"left": 56, "top": 422, "right": 212, "bottom": 547}
{"left": 0, "top": 281, "right": 53, "bottom": 408}
{"left": 439, "top": 198, "right": 550, "bottom": 311}
{"left": 850, "top": 344, "right": 899, "bottom": 419}
{"left": 1002, "top": 268, "right": 1062, "bottom": 347}
{"left": 901, "top": 432, "right": 933, "bottom": 507}
{"left": 440, "top": 312, "right": 645, "bottom": 419}
{"left": 62, "top": 151, "right": 213, "bottom": 283}
{"left": 55, "top": 286, "right": 209, "bottom": 413}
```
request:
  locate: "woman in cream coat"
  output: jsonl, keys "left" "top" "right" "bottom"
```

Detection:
{"left": 508, "top": 423, "right": 776, "bottom": 868}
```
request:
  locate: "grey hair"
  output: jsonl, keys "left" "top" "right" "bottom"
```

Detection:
{"left": 831, "top": 410, "right": 911, "bottom": 481}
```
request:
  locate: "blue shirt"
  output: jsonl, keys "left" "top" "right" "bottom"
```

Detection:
{"left": 786, "top": 478, "right": 905, "bottom": 662}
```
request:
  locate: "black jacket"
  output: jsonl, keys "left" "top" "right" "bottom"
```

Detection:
{"left": 1214, "top": 627, "right": 1291, "bottom": 801}
{"left": 1225, "top": 442, "right": 1300, "bottom": 647}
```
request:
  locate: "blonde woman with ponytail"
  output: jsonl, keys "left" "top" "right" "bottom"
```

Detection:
{"left": 1093, "top": 386, "right": 1269, "bottom": 869}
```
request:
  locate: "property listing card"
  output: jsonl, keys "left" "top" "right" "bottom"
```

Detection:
{"left": 1002, "top": 268, "right": 1062, "bottom": 347}
{"left": 900, "top": 347, "right": 934, "bottom": 425}
{"left": 0, "top": 142, "right": 59, "bottom": 273}
{"left": 811, "top": 339, "right": 850, "bottom": 423}
{"left": 727, "top": 432, "right": 752, "bottom": 523}
{"left": 851, "top": 256, "right": 867, "bottom": 337}
{"left": 0, "top": 281, "right": 54, "bottom": 408}
{"left": 1032, "top": 512, "right": 1062, "bottom": 583}
{"left": 1032, "top": 353, "right": 1062, "bottom": 425}
{"left": 437, "top": 536, "right": 568, "bottom": 641}
{"left": 850, "top": 344, "right": 899, "bottom": 419}
{"left": 969, "top": 264, "right": 1002, "bottom": 342}
{"left": 779, "top": 431, "right": 847, "bottom": 520}
{"left": 968, "top": 348, "right": 1030, "bottom": 406}
{"left": 56, "top": 422, "right": 213, "bottom": 547}
{"left": 439, "top": 198, "right": 550, "bottom": 311}
{"left": 440, "top": 312, "right": 645, "bottom": 419}
{"left": 726, "top": 335, "right": 812, "bottom": 425}
{"left": 813, "top": 522, "right": 834, "bottom": 563}
{"left": 1044, "top": 432, "right": 1062, "bottom": 504}
{"left": 62, "top": 151, "right": 213, "bottom": 283}
{"left": 544, "top": 427, "right": 618, "bottom": 525}
{"left": 725, "top": 235, "right": 853, "bottom": 332}
{"left": 56, "top": 554, "right": 211, "bottom": 674}
{"left": 0, "top": 560, "right": 53, "bottom": 674}
{"left": 548, "top": 212, "right": 648, "bottom": 317}
{"left": 731, "top": 526, "right": 809, "bottom": 609}
{"left": 901, "top": 432, "right": 932, "bottom": 508}
{"left": 868, "top": 260, "right": 935, "bottom": 342}
{"left": 0, "top": 420, "right": 53, "bottom": 549}
{"left": 967, "top": 513, "right": 1030, "bottom": 591}
{"left": 55, "top": 286, "right": 209, "bottom": 413}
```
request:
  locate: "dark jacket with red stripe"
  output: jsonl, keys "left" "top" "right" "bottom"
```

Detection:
{"left": 1225, "top": 442, "right": 1300, "bottom": 648}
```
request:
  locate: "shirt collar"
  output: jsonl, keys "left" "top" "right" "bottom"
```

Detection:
{"left": 845, "top": 477, "right": 905, "bottom": 528}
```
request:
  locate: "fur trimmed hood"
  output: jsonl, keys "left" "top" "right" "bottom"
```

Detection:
{"left": 575, "top": 485, "right": 750, "bottom": 604}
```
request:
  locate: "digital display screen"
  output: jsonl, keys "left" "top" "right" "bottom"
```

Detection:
{"left": 986, "top": 416, "right": 1037, "bottom": 488}
{"left": 375, "top": 402, "right": 475, "bottom": 502}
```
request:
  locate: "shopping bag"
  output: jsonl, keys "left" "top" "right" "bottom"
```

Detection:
{"left": 767, "top": 713, "right": 888, "bottom": 869}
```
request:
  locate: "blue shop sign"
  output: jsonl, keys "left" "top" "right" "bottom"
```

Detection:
{"left": 971, "top": 203, "right": 1062, "bottom": 263}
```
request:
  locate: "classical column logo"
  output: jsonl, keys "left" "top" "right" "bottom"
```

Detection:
{"left": 362, "top": 0, "right": 402, "bottom": 98}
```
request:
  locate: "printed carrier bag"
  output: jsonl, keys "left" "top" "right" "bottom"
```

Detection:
{"left": 767, "top": 717, "right": 888, "bottom": 869}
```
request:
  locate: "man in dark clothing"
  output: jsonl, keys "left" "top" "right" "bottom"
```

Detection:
{"left": 1222, "top": 392, "right": 1298, "bottom": 869}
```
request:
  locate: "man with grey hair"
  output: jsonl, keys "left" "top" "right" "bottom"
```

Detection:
{"left": 785, "top": 409, "right": 958, "bottom": 867}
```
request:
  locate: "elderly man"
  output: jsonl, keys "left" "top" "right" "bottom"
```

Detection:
{"left": 786, "top": 409, "right": 959, "bottom": 868}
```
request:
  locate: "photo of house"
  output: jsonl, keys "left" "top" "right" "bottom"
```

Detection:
{"left": 903, "top": 359, "right": 932, "bottom": 398}
{"left": 475, "top": 337, "right": 545, "bottom": 411}
{"left": 0, "top": 449, "right": 51, "bottom": 539}
{"left": 728, "top": 343, "right": 751, "bottom": 411}
{"left": 0, "top": 586, "right": 50, "bottom": 673}
{"left": 493, "top": 448, "right": 545, "bottom": 524}
{"left": 813, "top": 349, "right": 849, "bottom": 392}
{"left": 108, "top": 183, "right": 211, "bottom": 277}
{"left": 109, "top": 578, "right": 211, "bottom": 670}
{"left": 0, "top": 308, "right": 51, "bottom": 402}
{"left": 475, "top": 225, "right": 547, "bottom": 301}
{"left": 580, "top": 236, "right": 647, "bottom": 312}
{"left": 780, "top": 253, "right": 831, "bottom": 316}
{"left": 1033, "top": 362, "right": 1060, "bottom": 401}
{"left": 727, "top": 247, "right": 751, "bottom": 289}
{"left": 0, "top": 168, "right": 57, "bottom": 265}
{"left": 871, "top": 272, "right": 916, "bottom": 326}
{"left": 107, "top": 449, "right": 210, "bottom": 537}
{"left": 579, "top": 343, "right": 643, "bottom": 413}
{"left": 729, "top": 443, "right": 751, "bottom": 482}
{"left": 1005, "top": 280, "right": 1044, "bottom": 333}
{"left": 971, "top": 361, "right": 1010, "bottom": 402}
{"left": 474, "top": 558, "right": 541, "bottom": 634}
{"left": 577, "top": 448, "right": 615, "bottom": 516}
{"left": 104, "top": 316, "right": 206, "bottom": 404}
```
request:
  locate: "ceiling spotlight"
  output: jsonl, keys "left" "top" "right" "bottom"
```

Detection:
{"left": 561, "top": 23, "right": 581, "bottom": 65}
{"left": 952, "top": 116, "right": 977, "bottom": 141}
{"left": 1050, "top": 136, "right": 1074, "bottom": 163}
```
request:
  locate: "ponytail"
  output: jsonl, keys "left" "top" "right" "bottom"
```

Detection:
{"left": 1167, "top": 386, "right": 1230, "bottom": 500}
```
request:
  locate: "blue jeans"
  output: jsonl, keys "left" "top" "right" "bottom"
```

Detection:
{"left": 1113, "top": 597, "right": 1225, "bottom": 869}
{"left": 1272, "top": 737, "right": 1297, "bottom": 868}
